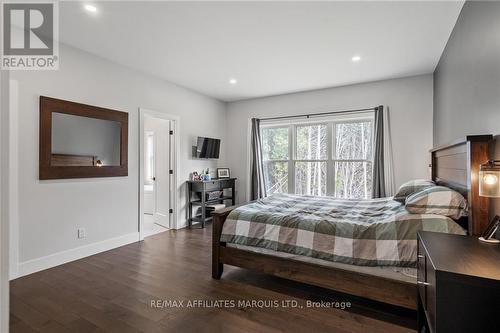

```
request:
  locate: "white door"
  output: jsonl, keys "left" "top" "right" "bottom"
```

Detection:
{"left": 153, "top": 118, "right": 171, "bottom": 228}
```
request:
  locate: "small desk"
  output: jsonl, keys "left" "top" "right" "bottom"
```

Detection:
{"left": 187, "top": 178, "right": 236, "bottom": 228}
{"left": 417, "top": 231, "right": 500, "bottom": 333}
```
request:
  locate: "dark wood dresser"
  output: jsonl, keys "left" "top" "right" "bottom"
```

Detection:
{"left": 187, "top": 178, "right": 236, "bottom": 228}
{"left": 417, "top": 231, "right": 500, "bottom": 333}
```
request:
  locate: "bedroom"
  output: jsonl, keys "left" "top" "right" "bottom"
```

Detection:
{"left": 0, "top": 1, "right": 499, "bottom": 332}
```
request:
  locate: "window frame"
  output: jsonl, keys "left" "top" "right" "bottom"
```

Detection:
{"left": 261, "top": 125, "right": 292, "bottom": 194}
{"left": 331, "top": 119, "right": 374, "bottom": 198}
{"left": 261, "top": 112, "right": 375, "bottom": 198}
{"left": 293, "top": 123, "right": 329, "bottom": 196}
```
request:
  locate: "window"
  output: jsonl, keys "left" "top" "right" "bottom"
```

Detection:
{"left": 295, "top": 124, "right": 327, "bottom": 196}
{"left": 333, "top": 121, "right": 373, "bottom": 199}
{"left": 261, "top": 115, "right": 374, "bottom": 199}
{"left": 262, "top": 127, "right": 289, "bottom": 194}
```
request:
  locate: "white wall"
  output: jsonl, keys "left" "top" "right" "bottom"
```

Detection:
{"left": 10, "top": 44, "right": 226, "bottom": 277}
{"left": 0, "top": 69, "right": 10, "bottom": 333}
{"left": 226, "top": 74, "right": 434, "bottom": 203}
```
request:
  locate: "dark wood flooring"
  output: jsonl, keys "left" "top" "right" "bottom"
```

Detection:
{"left": 10, "top": 226, "right": 416, "bottom": 333}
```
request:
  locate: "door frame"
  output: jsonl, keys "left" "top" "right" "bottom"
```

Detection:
{"left": 139, "top": 108, "right": 179, "bottom": 240}
{"left": 0, "top": 65, "right": 10, "bottom": 332}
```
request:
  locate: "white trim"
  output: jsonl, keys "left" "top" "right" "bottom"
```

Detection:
{"left": 289, "top": 125, "right": 294, "bottom": 193}
{"left": 139, "top": 108, "right": 180, "bottom": 240}
{"left": 8, "top": 79, "right": 19, "bottom": 280}
{"left": 17, "top": 232, "right": 140, "bottom": 278}
{"left": 0, "top": 69, "right": 10, "bottom": 332}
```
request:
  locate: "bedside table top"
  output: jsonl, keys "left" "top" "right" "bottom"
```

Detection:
{"left": 418, "top": 231, "right": 500, "bottom": 281}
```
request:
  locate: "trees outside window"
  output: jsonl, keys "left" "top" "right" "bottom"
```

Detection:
{"left": 261, "top": 116, "right": 373, "bottom": 199}
{"left": 334, "top": 121, "right": 372, "bottom": 199}
{"left": 295, "top": 124, "right": 327, "bottom": 196}
{"left": 262, "top": 127, "right": 289, "bottom": 194}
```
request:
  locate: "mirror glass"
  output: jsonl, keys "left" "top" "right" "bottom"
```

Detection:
{"left": 51, "top": 112, "right": 121, "bottom": 166}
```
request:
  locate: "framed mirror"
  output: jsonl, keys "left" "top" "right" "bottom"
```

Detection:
{"left": 39, "top": 96, "right": 128, "bottom": 179}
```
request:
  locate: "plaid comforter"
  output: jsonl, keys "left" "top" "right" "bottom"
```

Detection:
{"left": 220, "top": 194, "right": 466, "bottom": 267}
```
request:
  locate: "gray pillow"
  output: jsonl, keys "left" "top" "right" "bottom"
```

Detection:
{"left": 405, "top": 186, "right": 468, "bottom": 219}
{"left": 393, "top": 179, "right": 435, "bottom": 203}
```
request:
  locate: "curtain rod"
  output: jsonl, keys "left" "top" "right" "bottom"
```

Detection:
{"left": 259, "top": 106, "right": 381, "bottom": 122}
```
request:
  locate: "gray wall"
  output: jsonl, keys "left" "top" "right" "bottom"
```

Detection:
{"left": 434, "top": 1, "right": 500, "bottom": 216}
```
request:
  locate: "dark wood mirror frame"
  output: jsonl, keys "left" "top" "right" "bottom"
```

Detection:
{"left": 39, "top": 96, "right": 128, "bottom": 180}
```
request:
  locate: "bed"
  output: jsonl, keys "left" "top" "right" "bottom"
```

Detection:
{"left": 212, "top": 135, "right": 492, "bottom": 310}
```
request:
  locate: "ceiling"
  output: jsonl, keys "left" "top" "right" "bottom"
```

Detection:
{"left": 59, "top": 1, "right": 464, "bottom": 102}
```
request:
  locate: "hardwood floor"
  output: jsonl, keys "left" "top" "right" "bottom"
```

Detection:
{"left": 10, "top": 227, "right": 416, "bottom": 333}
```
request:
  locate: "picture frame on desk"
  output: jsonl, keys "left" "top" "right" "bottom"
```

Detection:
{"left": 217, "top": 168, "right": 230, "bottom": 178}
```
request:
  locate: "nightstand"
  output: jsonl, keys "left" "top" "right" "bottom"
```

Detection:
{"left": 417, "top": 231, "right": 500, "bottom": 333}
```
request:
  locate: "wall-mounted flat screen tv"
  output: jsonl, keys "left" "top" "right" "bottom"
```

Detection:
{"left": 196, "top": 136, "right": 220, "bottom": 159}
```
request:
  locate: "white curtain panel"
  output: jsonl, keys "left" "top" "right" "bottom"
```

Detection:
{"left": 383, "top": 107, "right": 396, "bottom": 196}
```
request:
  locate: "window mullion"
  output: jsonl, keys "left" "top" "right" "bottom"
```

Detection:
{"left": 326, "top": 122, "right": 333, "bottom": 196}
{"left": 331, "top": 122, "right": 338, "bottom": 197}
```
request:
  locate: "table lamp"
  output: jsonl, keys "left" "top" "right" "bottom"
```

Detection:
{"left": 479, "top": 160, "right": 500, "bottom": 243}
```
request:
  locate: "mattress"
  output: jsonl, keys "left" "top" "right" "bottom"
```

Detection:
{"left": 221, "top": 193, "right": 466, "bottom": 267}
{"left": 227, "top": 243, "right": 418, "bottom": 284}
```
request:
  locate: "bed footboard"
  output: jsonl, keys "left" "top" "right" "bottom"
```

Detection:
{"left": 210, "top": 202, "right": 417, "bottom": 309}
{"left": 212, "top": 205, "right": 235, "bottom": 279}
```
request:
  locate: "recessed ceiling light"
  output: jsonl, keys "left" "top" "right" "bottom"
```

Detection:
{"left": 84, "top": 4, "right": 97, "bottom": 13}
{"left": 351, "top": 55, "right": 361, "bottom": 62}
{"left": 229, "top": 78, "right": 238, "bottom": 85}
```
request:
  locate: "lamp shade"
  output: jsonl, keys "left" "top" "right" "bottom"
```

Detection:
{"left": 479, "top": 160, "right": 500, "bottom": 198}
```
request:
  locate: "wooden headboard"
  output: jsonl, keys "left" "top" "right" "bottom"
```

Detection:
{"left": 430, "top": 135, "right": 493, "bottom": 235}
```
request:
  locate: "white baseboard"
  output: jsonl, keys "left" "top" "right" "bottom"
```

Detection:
{"left": 177, "top": 219, "right": 188, "bottom": 230}
{"left": 15, "top": 232, "right": 140, "bottom": 279}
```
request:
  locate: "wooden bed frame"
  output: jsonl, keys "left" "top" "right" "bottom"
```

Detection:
{"left": 212, "top": 135, "right": 493, "bottom": 310}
